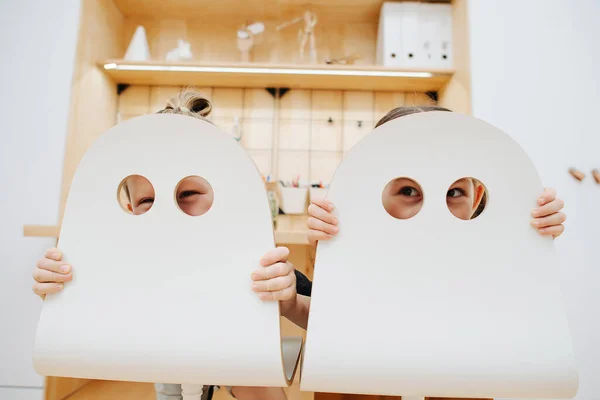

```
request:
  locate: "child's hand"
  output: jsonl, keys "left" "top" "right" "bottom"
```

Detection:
{"left": 307, "top": 198, "right": 339, "bottom": 244}
{"left": 531, "top": 188, "right": 566, "bottom": 239}
{"left": 251, "top": 247, "right": 296, "bottom": 302}
{"left": 32, "top": 248, "right": 73, "bottom": 299}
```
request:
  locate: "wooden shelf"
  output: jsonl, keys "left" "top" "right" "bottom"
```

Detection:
{"left": 114, "top": 0, "right": 449, "bottom": 22}
{"left": 101, "top": 61, "right": 454, "bottom": 92}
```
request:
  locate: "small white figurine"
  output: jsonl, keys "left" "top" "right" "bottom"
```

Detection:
{"left": 124, "top": 26, "right": 151, "bottom": 61}
{"left": 166, "top": 40, "right": 193, "bottom": 61}
{"left": 277, "top": 11, "right": 318, "bottom": 64}
{"left": 236, "top": 22, "right": 265, "bottom": 62}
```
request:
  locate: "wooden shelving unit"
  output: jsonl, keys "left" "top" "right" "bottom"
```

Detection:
{"left": 102, "top": 60, "right": 453, "bottom": 92}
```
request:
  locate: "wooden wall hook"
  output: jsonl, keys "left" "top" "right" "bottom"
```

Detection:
{"left": 592, "top": 169, "right": 600, "bottom": 184}
{"left": 569, "top": 167, "right": 586, "bottom": 181}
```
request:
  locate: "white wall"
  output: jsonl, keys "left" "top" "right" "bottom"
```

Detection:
{"left": 0, "top": 0, "right": 81, "bottom": 394}
{"left": 468, "top": 1, "right": 600, "bottom": 399}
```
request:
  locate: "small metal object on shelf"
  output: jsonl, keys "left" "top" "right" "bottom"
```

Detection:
{"left": 325, "top": 54, "right": 361, "bottom": 65}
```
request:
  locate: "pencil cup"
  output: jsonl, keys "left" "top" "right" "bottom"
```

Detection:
{"left": 279, "top": 185, "right": 308, "bottom": 214}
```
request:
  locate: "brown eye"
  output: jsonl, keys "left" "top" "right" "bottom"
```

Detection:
{"left": 138, "top": 197, "right": 154, "bottom": 206}
{"left": 178, "top": 190, "right": 201, "bottom": 199}
{"left": 399, "top": 186, "right": 420, "bottom": 197}
{"left": 446, "top": 188, "right": 465, "bottom": 198}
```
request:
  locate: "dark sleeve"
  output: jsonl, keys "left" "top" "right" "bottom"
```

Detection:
{"left": 295, "top": 269, "right": 312, "bottom": 297}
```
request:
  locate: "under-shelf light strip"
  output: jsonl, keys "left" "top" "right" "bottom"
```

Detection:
{"left": 103, "top": 63, "right": 434, "bottom": 78}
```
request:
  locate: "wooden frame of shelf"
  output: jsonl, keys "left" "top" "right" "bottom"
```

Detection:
{"left": 102, "top": 60, "right": 454, "bottom": 92}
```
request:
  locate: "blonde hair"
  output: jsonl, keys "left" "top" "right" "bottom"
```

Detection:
{"left": 122, "top": 90, "right": 214, "bottom": 203}
{"left": 157, "top": 89, "right": 213, "bottom": 123}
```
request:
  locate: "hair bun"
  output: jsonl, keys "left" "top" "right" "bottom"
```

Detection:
{"left": 161, "top": 89, "right": 213, "bottom": 119}
{"left": 188, "top": 96, "right": 212, "bottom": 117}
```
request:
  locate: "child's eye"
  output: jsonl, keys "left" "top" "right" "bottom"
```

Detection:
{"left": 399, "top": 186, "right": 420, "bottom": 197}
{"left": 137, "top": 197, "right": 154, "bottom": 206}
{"left": 447, "top": 188, "right": 466, "bottom": 198}
{"left": 178, "top": 190, "right": 202, "bottom": 200}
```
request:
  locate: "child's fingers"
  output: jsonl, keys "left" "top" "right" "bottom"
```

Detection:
{"left": 44, "top": 248, "right": 63, "bottom": 261}
{"left": 252, "top": 261, "right": 293, "bottom": 281}
{"left": 307, "top": 216, "right": 339, "bottom": 235}
{"left": 258, "top": 285, "right": 296, "bottom": 302}
{"left": 259, "top": 246, "right": 289, "bottom": 267}
{"left": 307, "top": 229, "right": 333, "bottom": 244}
{"left": 252, "top": 273, "right": 295, "bottom": 293}
{"left": 310, "top": 197, "right": 335, "bottom": 212}
{"left": 531, "top": 198, "right": 564, "bottom": 218}
{"left": 531, "top": 212, "right": 566, "bottom": 229}
{"left": 32, "top": 282, "right": 64, "bottom": 297}
{"left": 32, "top": 268, "right": 73, "bottom": 284}
{"left": 36, "top": 257, "right": 71, "bottom": 274}
{"left": 537, "top": 224, "right": 565, "bottom": 239}
{"left": 308, "top": 203, "right": 338, "bottom": 226}
{"left": 538, "top": 187, "right": 557, "bottom": 205}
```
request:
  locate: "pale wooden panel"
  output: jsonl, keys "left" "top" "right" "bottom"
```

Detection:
{"left": 244, "top": 88, "right": 275, "bottom": 119}
{"left": 211, "top": 88, "right": 244, "bottom": 118}
{"left": 439, "top": 0, "right": 471, "bottom": 114}
{"left": 405, "top": 92, "right": 436, "bottom": 106}
{"left": 212, "top": 117, "right": 241, "bottom": 140}
{"left": 343, "top": 91, "right": 374, "bottom": 123}
{"left": 149, "top": 85, "right": 183, "bottom": 113}
{"left": 45, "top": 376, "right": 90, "bottom": 400}
{"left": 276, "top": 216, "right": 309, "bottom": 245}
{"left": 242, "top": 89, "right": 275, "bottom": 150}
{"left": 279, "top": 121, "right": 310, "bottom": 150}
{"left": 58, "top": 0, "right": 125, "bottom": 228}
{"left": 374, "top": 92, "right": 406, "bottom": 124}
{"left": 343, "top": 121, "right": 371, "bottom": 152}
{"left": 116, "top": 0, "right": 383, "bottom": 23}
{"left": 65, "top": 380, "right": 154, "bottom": 400}
{"left": 279, "top": 90, "right": 311, "bottom": 151}
{"left": 194, "top": 87, "right": 214, "bottom": 103}
{"left": 119, "top": 86, "right": 150, "bottom": 117}
{"left": 154, "top": 19, "right": 190, "bottom": 61}
{"left": 310, "top": 151, "right": 342, "bottom": 184}
{"left": 311, "top": 91, "right": 343, "bottom": 151}
{"left": 278, "top": 151, "right": 310, "bottom": 183}
{"left": 311, "top": 91, "right": 343, "bottom": 122}
{"left": 247, "top": 149, "right": 272, "bottom": 177}
{"left": 343, "top": 91, "right": 374, "bottom": 151}
{"left": 122, "top": 9, "right": 379, "bottom": 64}
{"left": 243, "top": 120, "right": 274, "bottom": 149}
{"left": 280, "top": 90, "right": 311, "bottom": 120}
{"left": 212, "top": 88, "right": 245, "bottom": 139}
